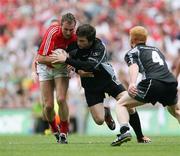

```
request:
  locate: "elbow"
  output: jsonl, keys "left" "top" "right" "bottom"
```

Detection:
{"left": 36, "top": 55, "right": 42, "bottom": 63}
{"left": 130, "top": 63, "right": 138, "bottom": 68}
{"left": 129, "top": 63, "right": 139, "bottom": 71}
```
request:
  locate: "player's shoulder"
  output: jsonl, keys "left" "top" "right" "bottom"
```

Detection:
{"left": 126, "top": 44, "right": 154, "bottom": 55}
{"left": 138, "top": 44, "right": 159, "bottom": 52}
{"left": 93, "top": 38, "right": 105, "bottom": 51}
{"left": 46, "top": 24, "right": 60, "bottom": 34}
{"left": 126, "top": 46, "right": 139, "bottom": 55}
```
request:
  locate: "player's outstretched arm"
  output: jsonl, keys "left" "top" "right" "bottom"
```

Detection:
{"left": 175, "top": 59, "right": 180, "bottom": 78}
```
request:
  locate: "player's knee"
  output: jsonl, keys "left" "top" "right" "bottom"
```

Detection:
{"left": 128, "top": 108, "right": 136, "bottom": 114}
{"left": 167, "top": 105, "right": 180, "bottom": 118}
{"left": 44, "top": 105, "right": 54, "bottom": 113}
{"left": 43, "top": 98, "right": 53, "bottom": 106}
{"left": 174, "top": 109, "right": 180, "bottom": 117}
{"left": 56, "top": 96, "right": 66, "bottom": 105}
{"left": 117, "top": 100, "right": 128, "bottom": 107}
{"left": 94, "top": 117, "right": 104, "bottom": 125}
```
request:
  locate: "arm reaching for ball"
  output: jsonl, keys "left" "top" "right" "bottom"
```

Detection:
{"left": 49, "top": 49, "right": 69, "bottom": 64}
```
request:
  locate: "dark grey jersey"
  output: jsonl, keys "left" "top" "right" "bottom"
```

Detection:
{"left": 66, "top": 38, "right": 118, "bottom": 90}
{"left": 124, "top": 44, "right": 176, "bottom": 83}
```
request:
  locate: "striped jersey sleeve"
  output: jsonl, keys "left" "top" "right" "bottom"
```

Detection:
{"left": 124, "top": 47, "right": 139, "bottom": 66}
{"left": 38, "top": 25, "right": 59, "bottom": 56}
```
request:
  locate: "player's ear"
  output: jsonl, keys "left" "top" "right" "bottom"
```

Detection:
{"left": 130, "top": 38, "right": 134, "bottom": 48}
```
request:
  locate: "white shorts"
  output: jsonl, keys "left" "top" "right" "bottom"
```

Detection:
{"left": 37, "top": 63, "right": 69, "bottom": 81}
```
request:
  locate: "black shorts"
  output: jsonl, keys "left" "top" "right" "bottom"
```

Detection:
{"left": 135, "top": 79, "right": 178, "bottom": 106}
{"left": 84, "top": 80, "right": 125, "bottom": 107}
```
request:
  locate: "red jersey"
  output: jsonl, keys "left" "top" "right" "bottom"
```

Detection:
{"left": 38, "top": 24, "right": 77, "bottom": 56}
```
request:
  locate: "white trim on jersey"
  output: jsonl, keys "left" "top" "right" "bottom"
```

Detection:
{"left": 142, "top": 79, "right": 152, "bottom": 98}
{"left": 43, "top": 26, "right": 59, "bottom": 55}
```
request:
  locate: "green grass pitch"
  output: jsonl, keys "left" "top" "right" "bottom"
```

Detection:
{"left": 0, "top": 135, "right": 180, "bottom": 156}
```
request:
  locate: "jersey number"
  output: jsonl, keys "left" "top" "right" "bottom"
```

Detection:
{"left": 152, "top": 51, "right": 164, "bottom": 65}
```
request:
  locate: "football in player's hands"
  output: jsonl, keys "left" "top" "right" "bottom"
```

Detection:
{"left": 51, "top": 49, "right": 66, "bottom": 69}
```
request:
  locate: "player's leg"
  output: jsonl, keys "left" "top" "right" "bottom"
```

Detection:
{"left": 167, "top": 103, "right": 180, "bottom": 123}
{"left": 89, "top": 103, "right": 105, "bottom": 125}
{"left": 112, "top": 79, "right": 158, "bottom": 146}
{"left": 40, "top": 80, "right": 60, "bottom": 141}
{"left": 85, "top": 89, "right": 105, "bottom": 125}
{"left": 37, "top": 64, "right": 60, "bottom": 142}
{"left": 158, "top": 80, "right": 180, "bottom": 124}
{"left": 104, "top": 106, "right": 116, "bottom": 130}
{"left": 89, "top": 103, "right": 116, "bottom": 130}
{"left": 105, "top": 83, "right": 132, "bottom": 145}
{"left": 55, "top": 77, "right": 69, "bottom": 144}
{"left": 128, "top": 108, "right": 151, "bottom": 143}
{"left": 85, "top": 89, "right": 115, "bottom": 129}
{"left": 103, "top": 95, "right": 116, "bottom": 130}
{"left": 40, "top": 80, "right": 55, "bottom": 121}
{"left": 112, "top": 91, "right": 144, "bottom": 146}
{"left": 107, "top": 81, "right": 150, "bottom": 143}
{"left": 168, "top": 86, "right": 180, "bottom": 123}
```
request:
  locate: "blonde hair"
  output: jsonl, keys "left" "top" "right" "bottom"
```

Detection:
{"left": 129, "top": 26, "right": 148, "bottom": 44}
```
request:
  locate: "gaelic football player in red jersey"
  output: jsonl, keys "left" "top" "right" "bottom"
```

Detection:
{"left": 31, "top": 19, "right": 60, "bottom": 83}
{"left": 36, "top": 13, "right": 77, "bottom": 144}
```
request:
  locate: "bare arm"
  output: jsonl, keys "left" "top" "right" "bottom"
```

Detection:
{"left": 37, "top": 54, "right": 55, "bottom": 66}
{"left": 129, "top": 63, "right": 139, "bottom": 84}
{"left": 175, "top": 59, "right": 180, "bottom": 78}
{"left": 128, "top": 63, "right": 139, "bottom": 97}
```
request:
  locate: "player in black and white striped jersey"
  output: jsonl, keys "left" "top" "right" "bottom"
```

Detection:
{"left": 111, "top": 26, "right": 180, "bottom": 146}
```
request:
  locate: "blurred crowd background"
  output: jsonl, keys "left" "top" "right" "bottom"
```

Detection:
{"left": 0, "top": 0, "right": 180, "bottom": 134}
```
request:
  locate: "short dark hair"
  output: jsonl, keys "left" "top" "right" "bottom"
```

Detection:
{"left": 61, "top": 13, "right": 76, "bottom": 25}
{"left": 76, "top": 24, "right": 96, "bottom": 42}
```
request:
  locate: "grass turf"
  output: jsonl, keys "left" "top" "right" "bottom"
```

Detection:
{"left": 0, "top": 135, "right": 179, "bottom": 156}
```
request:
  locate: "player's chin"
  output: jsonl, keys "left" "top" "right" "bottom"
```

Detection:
{"left": 64, "top": 35, "right": 71, "bottom": 39}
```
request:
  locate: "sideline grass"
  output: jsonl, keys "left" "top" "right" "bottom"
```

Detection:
{"left": 0, "top": 135, "right": 179, "bottom": 156}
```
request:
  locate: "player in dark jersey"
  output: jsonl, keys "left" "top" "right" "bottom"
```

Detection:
{"left": 111, "top": 26, "right": 180, "bottom": 146}
{"left": 50, "top": 24, "right": 151, "bottom": 143}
